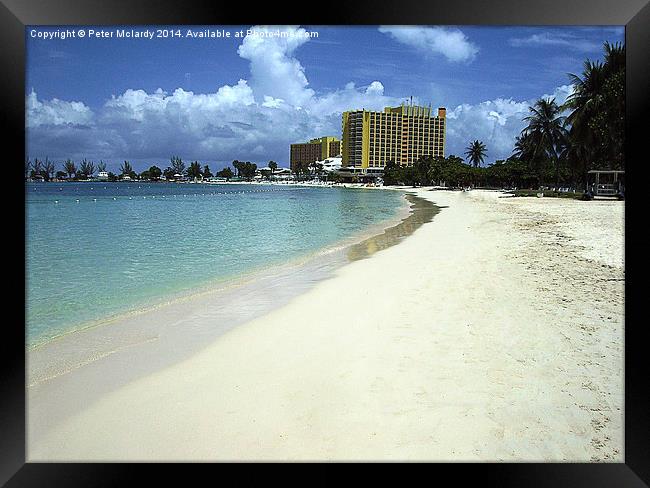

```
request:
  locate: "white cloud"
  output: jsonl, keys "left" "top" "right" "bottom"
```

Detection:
{"left": 26, "top": 90, "right": 94, "bottom": 127}
{"left": 309, "top": 81, "right": 397, "bottom": 115}
{"left": 261, "top": 96, "right": 285, "bottom": 108}
{"left": 378, "top": 26, "right": 478, "bottom": 62}
{"left": 26, "top": 79, "right": 400, "bottom": 168}
{"left": 445, "top": 85, "right": 575, "bottom": 162}
{"left": 365, "top": 81, "right": 385, "bottom": 96}
{"left": 446, "top": 98, "right": 530, "bottom": 160}
{"left": 509, "top": 32, "right": 602, "bottom": 52}
{"left": 237, "top": 25, "right": 315, "bottom": 107}
{"left": 542, "top": 84, "right": 574, "bottom": 106}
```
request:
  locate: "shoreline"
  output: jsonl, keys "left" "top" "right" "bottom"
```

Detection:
{"left": 27, "top": 190, "right": 437, "bottom": 443}
{"left": 27, "top": 189, "right": 416, "bottom": 353}
{"left": 26, "top": 183, "right": 409, "bottom": 349}
{"left": 28, "top": 189, "right": 624, "bottom": 462}
{"left": 26, "top": 179, "right": 386, "bottom": 190}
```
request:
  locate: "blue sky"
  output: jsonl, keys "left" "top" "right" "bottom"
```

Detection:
{"left": 26, "top": 25, "right": 624, "bottom": 172}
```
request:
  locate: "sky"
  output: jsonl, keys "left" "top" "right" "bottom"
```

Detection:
{"left": 26, "top": 25, "right": 624, "bottom": 172}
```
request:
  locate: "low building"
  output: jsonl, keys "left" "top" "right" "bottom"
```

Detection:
{"left": 290, "top": 136, "right": 341, "bottom": 173}
{"left": 319, "top": 156, "right": 343, "bottom": 173}
{"left": 256, "top": 166, "right": 293, "bottom": 180}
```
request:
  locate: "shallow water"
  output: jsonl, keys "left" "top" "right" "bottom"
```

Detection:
{"left": 25, "top": 182, "right": 406, "bottom": 346}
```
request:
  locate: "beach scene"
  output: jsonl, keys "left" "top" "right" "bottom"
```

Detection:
{"left": 26, "top": 25, "right": 624, "bottom": 461}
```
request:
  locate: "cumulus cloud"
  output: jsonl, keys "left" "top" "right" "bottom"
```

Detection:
{"left": 237, "top": 25, "right": 314, "bottom": 107}
{"left": 309, "top": 81, "right": 396, "bottom": 115}
{"left": 445, "top": 85, "right": 575, "bottom": 161}
{"left": 365, "top": 81, "right": 384, "bottom": 96}
{"left": 378, "top": 26, "right": 478, "bottom": 62}
{"left": 26, "top": 90, "right": 94, "bottom": 127}
{"left": 446, "top": 98, "right": 531, "bottom": 160}
{"left": 542, "top": 84, "right": 574, "bottom": 106}
{"left": 26, "top": 80, "right": 399, "bottom": 167}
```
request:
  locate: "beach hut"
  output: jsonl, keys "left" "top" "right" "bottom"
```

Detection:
{"left": 587, "top": 170, "right": 625, "bottom": 199}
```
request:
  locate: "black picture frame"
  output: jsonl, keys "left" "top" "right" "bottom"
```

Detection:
{"left": 2, "top": 0, "right": 648, "bottom": 483}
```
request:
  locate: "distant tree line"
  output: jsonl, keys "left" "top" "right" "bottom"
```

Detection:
{"left": 383, "top": 154, "right": 541, "bottom": 189}
{"left": 26, "top": 157, "right": 108, "bottom": 181}
{"left": 25, "top": 155, "right": 268, "bottom": 183}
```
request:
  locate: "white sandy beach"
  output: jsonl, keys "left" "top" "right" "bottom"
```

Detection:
{"left": 28, "top": 189, "right": 624, "bottom": 462}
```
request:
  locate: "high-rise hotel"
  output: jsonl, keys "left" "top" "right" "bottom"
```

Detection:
{"left": 341, "top": 104, "right": 446, "bottom": 170}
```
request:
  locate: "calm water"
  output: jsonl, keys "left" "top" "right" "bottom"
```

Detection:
{"left": 26, "top": 182, "right": 405, "bottom": 346}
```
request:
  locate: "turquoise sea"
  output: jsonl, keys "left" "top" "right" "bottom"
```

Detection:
{"left": 26, "top": 182, "right": 406, "bottom": 346}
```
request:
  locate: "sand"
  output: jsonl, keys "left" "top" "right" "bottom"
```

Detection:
{"left": 27, "top": 189, "right": 624, "bottom": 462}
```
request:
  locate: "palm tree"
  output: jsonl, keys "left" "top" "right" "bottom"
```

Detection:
{"left": 119, "top": 160, "right": 133, "bottom": 176}
{"left": 601, "top": 42, "right": 625, "bottom": 169}
{"left": 268, "top": 161, "right": 277, "bottom": 179}
{"left": 170, "top": 156, "right": 185, "bottom": 175}
{"left": 563, "top": 41, "right": 625, "bottom": 179}
{"left": 25, "top": 159, "right": 31, "bottom": 179}
{"left": 79, "top": 159, "right": 95, "bottom": 178}
{"left": 63, "top": 159, "right": 77, "bottom": 179}
{"left": 559, "top": 136, "right": 589, "bottom": 191}
{"left": 512, "top": 131, "right": 548, "bottom": 189}
{"left": 464, "top": 140, "right": 487, "bottom": 168}
{"left": 296, "top": 161, "right": 309, "bottom": 179}
{"left": 522, "top": 98, "right": 568, "bottom": 191}
{"left": 512, "top": 133, "right": 533, "bottom": 161}
{"left": 232, "top": 160, "right": 242, "bottom": 177}
{"left": 97, "top": 161, "right": 107, "bottom": 173}
{"left": 43, "top": 157, "right": 55, "bottom": 181}
{"left": 563, "top": 60, "right": 604, "bottom": 178}
{"left": 186, "top": 161, "right": 202, "bottom": 179}
{"left": 216, "top": 167, "right": 234, "bottom": 180}
{"left": 603, "top": 41, "right": 625, "bottom": 75}
{"left": 31, "top": 158, "right": 43, "bottom": 178}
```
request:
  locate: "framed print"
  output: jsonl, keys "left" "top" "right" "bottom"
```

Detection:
{"left": 2, "top": 0, "right": 648, "bottom": 483}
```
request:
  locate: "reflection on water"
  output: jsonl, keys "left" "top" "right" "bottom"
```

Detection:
{"left": 346, "top": 193, "right": 439, "bottom": 262}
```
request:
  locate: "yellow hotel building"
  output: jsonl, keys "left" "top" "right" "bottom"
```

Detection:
{"left": 342, "top": 105, "right": 446, "bottom": 169}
